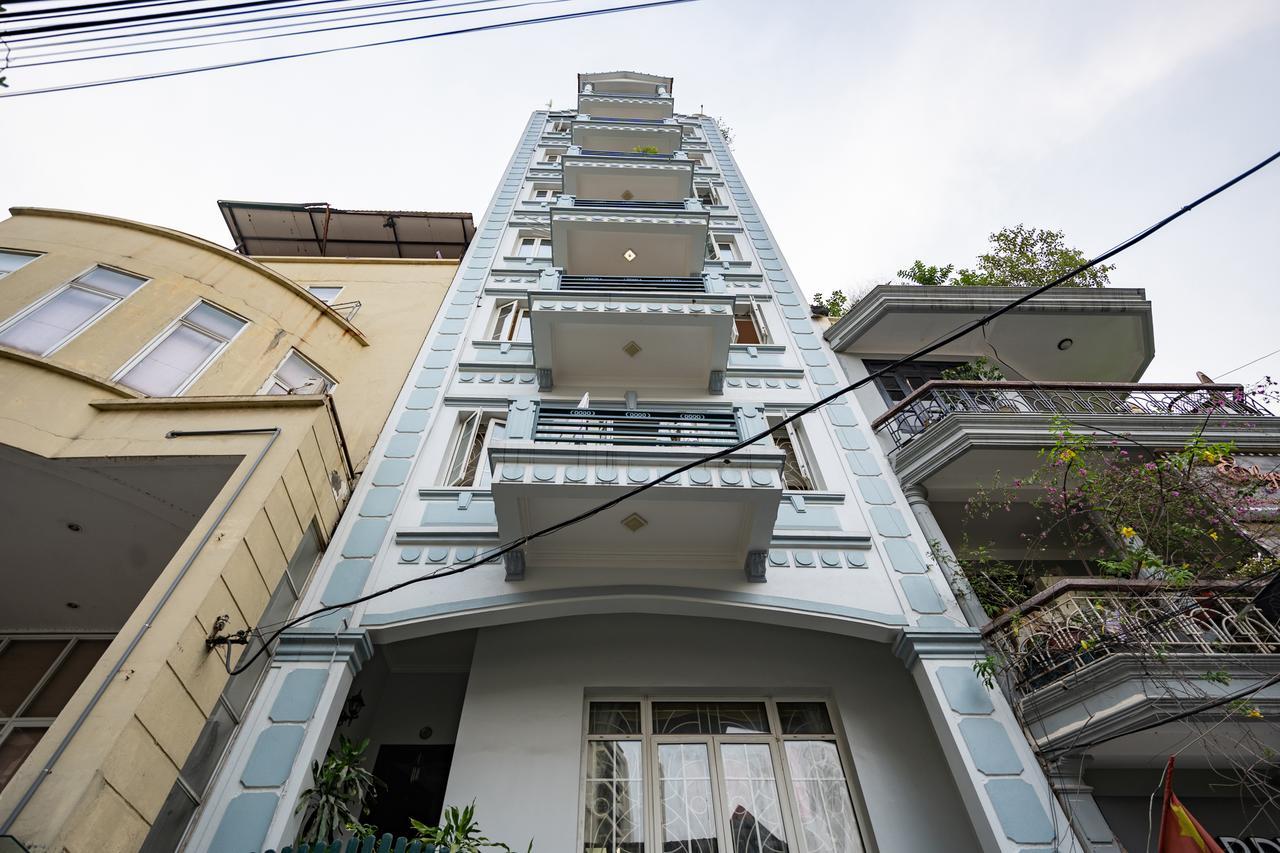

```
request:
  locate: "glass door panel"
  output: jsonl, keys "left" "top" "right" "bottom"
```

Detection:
{"left": 584, "top": 739, "right": 645, "bottom": 853}
{"left": 782, "top": 741, "right": 863, "bottom": 853}
{"left": 718, "top": 743, "right": 789, "bottom": 853}
{"left": 657, "top": 742, "right": 719, "bottom": 853}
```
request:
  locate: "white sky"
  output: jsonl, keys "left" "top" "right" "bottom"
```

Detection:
{"left": 2, "top": 0, "right": 1278, "bottom": 384}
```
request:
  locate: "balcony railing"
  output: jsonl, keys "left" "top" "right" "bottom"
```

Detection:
{"left": 557, "top": 274, "right": 707, "bottom": 294}
{"left": 570, "top": 198, "right": 690, "bottom": 211}
{"left": 873, "top": 381, "right": 1270, "bottom": 449}
{"left": 581, "top": 116, "right": 669, "bottom": 125}
{"left": 534, "top": 405, "right": 740, "bottom": 447}
{"left": 575, "top": 148, "right": 674, "bottom": 159}
{"left": 983, "top": 578, "right": 1280, "bottom": 697}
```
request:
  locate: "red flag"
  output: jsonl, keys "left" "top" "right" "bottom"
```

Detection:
{"left": 1157, "top": 756, "right": 1225, "bottom": 853}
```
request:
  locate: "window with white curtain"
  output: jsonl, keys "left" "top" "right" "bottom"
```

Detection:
{"left": 307, "top": 286, "right": 343, "bottom": 304}
{"left": 0, "top": 249, "right": 40, "bottom": 278}
{"left": 0, "top": 265, "right": 146, "bottom": 356}
{"left": 116, "top": 301, "right": 245, "bottom": 396}
{"left": 262, "top": 349, "right": 334, "bottom": 395}
{"left": 517, "top": 236, "right": 553, "bottom": 259}
{"left": 581, "top": 699, "right": 864, "bottom": 853}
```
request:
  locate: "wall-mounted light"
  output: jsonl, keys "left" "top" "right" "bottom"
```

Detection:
{"left": 338, "top": 690, "right": 366, "bottom": 727}
{"left": 1057, "top": 338, "right": 1074, "bottom": 351}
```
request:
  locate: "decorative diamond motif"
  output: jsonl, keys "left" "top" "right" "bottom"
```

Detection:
{"left": 623, "top": 248, "right": 637, "bottom": 262}
{"left": 620, "top": 512, "right": 647, "bottom": 532}
{"left": 622, "top": 340, "right": 642, "bottom": 357}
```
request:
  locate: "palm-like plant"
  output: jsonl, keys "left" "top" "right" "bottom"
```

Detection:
{"left": 296, "top": 736, "right": 381, "bottom": 844}
{"left": 410, "top": 802, "right": 532, "bottom": 853}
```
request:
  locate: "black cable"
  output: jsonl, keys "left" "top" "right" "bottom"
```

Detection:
{"left": 1, "top": 0, "right": 336, "bottom": 37}
{"left": 219, "top": 143, "right": 1280, "bottom": 675}
{"left": 0, "top": 0, "right": 267, "bottom": 18}
{"left": 10, "top": 0, "right": 570, "bottom": 68}
{"left": 0, "top": 0, "right": 697, "bottom": 97}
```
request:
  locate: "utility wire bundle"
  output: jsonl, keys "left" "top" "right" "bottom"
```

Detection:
{"left": 0, "top": 0, "right": 696, "bottom": 97}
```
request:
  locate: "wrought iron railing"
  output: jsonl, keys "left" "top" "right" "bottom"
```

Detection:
{"left": 534, "top": 405, "right": 740, "bottom": 447}
{"left": 983, "top": 578, "right": 1280, "bottom": 698}
{"left": 872, "top": 382, "right": 1271, "bottom": 449}
{"left": 570, "top": 198, "right": 689, "bottom": 211}
{"left": 574, "top": 148, "right": 675, "bottom": 160}
{"left": 558, "top": 274, "right": 706, "bottom": 294}
{"left": 580, "top": 116, "right": 669, "bottom": 125}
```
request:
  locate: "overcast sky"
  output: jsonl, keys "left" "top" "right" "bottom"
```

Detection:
{"left": 3, "top": 0, "right": 1278, "bottom": 384}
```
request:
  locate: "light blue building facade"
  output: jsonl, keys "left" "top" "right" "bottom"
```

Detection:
{"left": 188, "top": 71, "right": 1080, "bottom": 853}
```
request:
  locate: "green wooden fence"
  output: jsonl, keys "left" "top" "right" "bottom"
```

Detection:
{"left": 265, "top": 835, "right": 437, "bottom": 853}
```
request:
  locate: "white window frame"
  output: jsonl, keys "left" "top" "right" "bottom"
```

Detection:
{"left": 578, "top": 697, "right": 868, "bottom": 853}
{"left": 0, "top": 248, "right": 41, "bottom": 278}
{"left": 306, "top": 286, "right": 343, "bottom": 305}
{"left": 767, "top": 411, "right": 822, "bottom": 491}
{"left": 0, "top": 264, "right": 148, "bottom": 357}
{"left": 714, "top": 235, "right": 739, "bottom": 262}
{"left": 440, "top": 410, "right": 507, "bottom": 487}
{"left": 529, "top": 186, "right": 559, "bottom": 203}
{"left": 515, "top": 235, "right": 552, "bottom": 260}
{"left": 259, "top": 348, "right": 336, "bottom": 396}
{"left": 113, "top": 299, "right": 247, "bottom": 397}
{"left": 696, "top": 184, "right": 721, "bottom": 207}
{"left": 732, "top": 298, "right": 769, "bottom": 345}
{"left": 490, "top": 299, "right": 531, "bottom": 342}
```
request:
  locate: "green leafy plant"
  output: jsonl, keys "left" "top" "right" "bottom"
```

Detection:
{"left": 938, "top": 357, "right": 1005, "bottom": 382}
{"left": 810, "top": 290, "right": 849, "bottom": 318}
{"left": 898, "top": 260, "right": 955, "bottom": 287}
{"left": 631, "top": 145, "right": 659, "bottom": 155}
{"left": 1201, "top": 670, "right": 1232, "bottom": 686}
{"left": 973, "top": 654, "right": 1001, "bottom": 690}
{"left": 296, "top": 736, "right": 382, "bottom": 845}
{"left": 898, "top": 225, "right": 1113, "bottom": 290}
{"left": 411, "top": 802, "right": 532, "bottom": 853}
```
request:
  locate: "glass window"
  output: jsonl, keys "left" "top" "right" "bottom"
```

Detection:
{"left": 517, "top": 236, "right": 552, "bottom": 259}
{"left": 582, "top": 700, "right": 864, "bottom": 853}
{"left": 732, "top": 301, "right": 768, "bottom": 346}
{"left": 0, "top": 265, "right": 146, "bottom": 356}
{"left": 716, "top": 240, "right": 738, "bottom": 261}
{"left": 307, "top": 286, "right": 343, "bottom": 304}
{"left": 491, "top": 300, "right": 530, "bottom": 342}
{"left": 441, "top": 412, "right": 505, "bottom": 487}
{"left": 0, "top": 249, "right": 39, "bottom": 277}
{"left": 863, "top": 359, "right": 963, "bottom": 406}
{"left": 766, "top": 415, "right": 820, "bottom": 492}
{"left": 263, "top": 349, "right": 334, "bottom": 395}
{"left": 117, "top": 302, "right": 245, "bottom": 396}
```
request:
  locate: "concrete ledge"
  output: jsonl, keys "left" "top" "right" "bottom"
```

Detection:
{"left": 90, "top": 394, "right": 328, "bottom": 411}
{"left": 0, "top": 344, "right": 139, "bottom": 397}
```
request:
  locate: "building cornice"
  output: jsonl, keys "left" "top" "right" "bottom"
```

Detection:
{"left": 90, "top": 394, "right": 328, "bottom": 411}
{"left": 0, "top": 344, "right": 140, "bottom": 397}
{"left": 892, "top": 625, "right": 986, "bottom": 668}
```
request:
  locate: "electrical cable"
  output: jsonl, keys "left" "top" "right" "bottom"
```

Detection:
{"left": 218, "top": 142, "right": 1280, "bottom": 676}
{"left": 0, "top": 0, "right": 289, "bottom": 20}
{"left": 1, "top": 0, "right": 344, "bottom": 37}
{"left": 0, "top": 0, "right": 699, "bottom": 97}
{"left": 1216, "top": 345, "right": 1280, "bottom": 381}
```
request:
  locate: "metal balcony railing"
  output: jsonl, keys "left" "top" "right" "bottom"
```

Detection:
{"left": 983, "top": 578, "right": 1280, "bottom": 698}
{"left": 534, "top": 405, "right": 740, "bottom": 447}
{"left": 570, "top": 198, "right": 689, "bottom": 211}
{"left": 582, "top": 116, "right": 669, "bottom": 125}
{"left": 872, "top": 381, "right": 1271, "bottom": 449}
{"left": 574, "top": 148, "right": 675, "bottom": 159}
{"left": 557, "top": 274, "right": 706, "bottom": 294}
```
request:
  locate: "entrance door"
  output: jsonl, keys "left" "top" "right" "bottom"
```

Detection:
{"left": 366, "top": 744, "right": 455, "bottom": 837}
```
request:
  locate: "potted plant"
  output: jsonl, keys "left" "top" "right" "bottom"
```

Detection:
{"left": 295, "top": 736, "right": 382, "bottom": 845}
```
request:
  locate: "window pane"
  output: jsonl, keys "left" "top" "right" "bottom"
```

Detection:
{"left": 25, "top": 639, "right": 110, "bottom": 717}
{"left": 783, "top": 741, "right": 862, "bottom": 853}
{"left": 587, "top": 701, "right": 641, "bottom": 735}
{"left": 307, "top": 286, "right": 343, "bottom": 304}
{"left": 0, "top": 728, "right": 46, "bottom": 793}
{"left": 719, "top": 743, "right": 789, "bottom": 853}
{"left": 119, "top": 324, "right": 220, "bottom": 396}
{"left": 777, "top": 702, "right": 834, "bottom": 735}
{"left": 514, "top": 310, "right": 532, "bottom": 341}
{"left": 0, "top": 286, "right": 113, "bottom": 355}
{"left": 272, "top": 351, "right": 331, "bottom": 394}
{"left": 0, "top": 250, "right": 38, "bottom": 276}
{"left": 184, "top": 302, "right": 244, "bottom": 340}
{"left": 653, "top": 702, "right": 770, "bottom": 735}
{"left": 179, "top": 699, "right": 237, "bottom": 795}
{"left": 139, "top": 781, "right": 199, "bottom": 853}
{"left": 657, "top": 743, "right": 718, "bottom": 853}
{"left": 733, "top": 317, "right": 760, "bottom": 345}
{"left": 0, "top": 639, "right": 67, "bottom": 716}
{"left": 583, "top": 739, "right": 644, "bottom": 853}
{"left": 77, "top": 266, "right": 145, "bottom": 298}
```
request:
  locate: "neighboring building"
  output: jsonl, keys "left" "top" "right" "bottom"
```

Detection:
{"left": 0, "top": 202, "right": 469, "bottom": 851}
{"left": 826, "top": 285, "right": 1280, "bottom": 849}
{"left": 188, "top": 72, "right": 1079, "bottom": 853}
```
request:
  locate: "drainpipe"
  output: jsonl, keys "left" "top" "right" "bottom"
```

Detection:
{"left": 901, "top": 484, "right": 989, "bottom": 627}
{"left": 0, "top": 427, "right": 281, "bottom": 836}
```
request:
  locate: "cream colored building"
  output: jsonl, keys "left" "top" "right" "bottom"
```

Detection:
{"left": 0, "top": 202, "right": 470, "bottom": 852}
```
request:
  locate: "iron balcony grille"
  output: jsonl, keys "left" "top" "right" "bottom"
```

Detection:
{"left": 982, "top": 579, "right": 1280, "bottom": 698}
{"left": 534, "top": 405, "right": 740, "bottom": 447}
{"left": 574, "top": 149, "right": 675, "bottom": 160}
{"left": 570, "top": 199, "right": 689, "bottom": 211}
{"left": 582, "top": 116, "right": 669, "bottom": 125}
{"left": 558, "top": 274, "right": 706, "bottom": 294}
{"left": 872, "top": 381, "right": 1272, "bottom": 449}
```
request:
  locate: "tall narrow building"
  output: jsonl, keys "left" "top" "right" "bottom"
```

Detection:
{"left": 189, "top": 72, "right": 1075, "bottom": 853}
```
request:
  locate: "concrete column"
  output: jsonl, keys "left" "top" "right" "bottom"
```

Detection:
{"left": 894, "top": 627, "right": 1085, "bottom": 853}
{"left": 185, "top": 631, "right": 372, "bottom": 853}
{"left": 1049, "top": 755, "right": 1123, "bottom": 852}
{"left": 901, "top": 483, "right": 988, "bottom": 627}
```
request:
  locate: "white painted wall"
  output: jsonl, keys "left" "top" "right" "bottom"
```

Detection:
{"left": 444, "top": 613, "right": 983, "bottom": 853}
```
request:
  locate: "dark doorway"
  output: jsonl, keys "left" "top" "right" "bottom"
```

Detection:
{"left": 366, "top": 744, "right": 455, "bottom": 837}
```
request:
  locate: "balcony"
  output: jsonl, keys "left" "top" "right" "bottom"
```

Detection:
{"left": 983, "top": 578, "right": 1280, "bottom": 757}
{"left": 549, "top": 196, "right": 709, "bottom": 278}
{"left": 571, "top": 118, "right": 683, "bottom": 156}
{"left": 489, "top": 401, "right": 785, "bottom": 576}
{"left": 577, "top": 92, "right": 674, "bottom": 121}
{"left": 872, "top": 381, "right": 1278, "bottom": 492}
{"left": 562, "top": 148, "right": 693, "bottom": 202}
{"left": 554, "top": 273, "right": 711, "bottom": 295}
{"left": 825, "top": 285, "right": 1154, "bottom": 381}
{"left": 578, "top": 71, "right": 672, "bottom": 98}
{"left": 526, "top": 291, "right": 734, "bottom": 393}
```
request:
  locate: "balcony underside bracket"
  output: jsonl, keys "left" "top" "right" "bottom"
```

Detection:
{"left": 536, "top": 368, "right": 552, "bottom": 391}
{"left": 709, "top": 370, "right": 725, "bottom": 395}
{"left": 504, "top": 549, "right": 526, "bottom": 581}
{"left": 744, "top": 549, "right": 767, "bottom": 583}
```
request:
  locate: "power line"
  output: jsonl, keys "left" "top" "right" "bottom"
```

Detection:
{"left": 1, "top": 0, "right": 336, "bottom": 37}
{"left": 1216, "top": 346, "right": 1280, "bottom": 380}
{"left": 0, "top": 0, "right": 298, "bottom": 22}
{"left": 0, "top": 0, "right": 698, "bottom": 97}
{"left": 220, "top": 142, "right": 1280, "bottom": 675}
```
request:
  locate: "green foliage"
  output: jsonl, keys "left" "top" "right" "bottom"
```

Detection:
{"left": 938, "top": 357, "right": 1005, "bottom": 382}
{"left": 631, "top": 145, "right": 659, "bottom": 155}
{"left": 714, "top": 116, "right": 734, "bottom": 148}
{"left": 810, "top": 290, "right": 849, "bottom": 318}
{"left": 898, "top": 260, "right": 955, "bottom": 287}
{"left": 972, "top": 654, "right": 1001, "bottom": 690}
{"left": 411, "top": 802, "right": 532, "bottom": 853}
{"left": 1201, "top": 670, "right": 1232, "bottom": 686}
{"left": 296, "top": 736, "right": 381, "bottom": 845}
{"left": 898, "top": 225, "right": 1113, "bottom": 291}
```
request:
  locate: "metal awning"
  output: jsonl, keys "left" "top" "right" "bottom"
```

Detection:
{"left": 218, "top": 200, "right": 475, "bottom": 259}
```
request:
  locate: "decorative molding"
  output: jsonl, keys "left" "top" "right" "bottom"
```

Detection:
{"left": 892, "top": 626, "right": 986, "bottom": 669}
{"left": 273, "top": 629, "right": 374, "bottom": 672}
